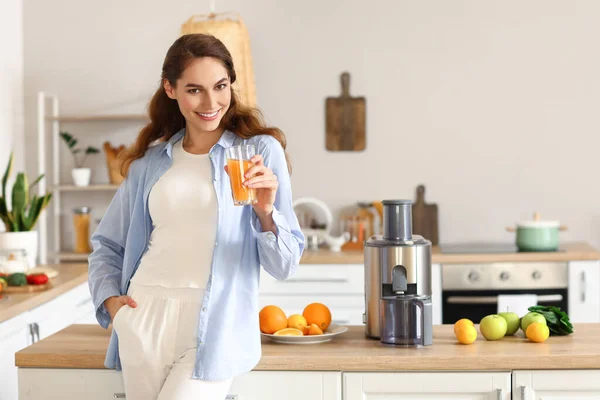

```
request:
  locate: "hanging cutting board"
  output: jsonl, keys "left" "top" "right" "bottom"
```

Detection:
{"left": 325, "top": 72, "right": 366, "bottom": 151}
{"left": 412, "top": 185, "right": 439, "bottom": 245}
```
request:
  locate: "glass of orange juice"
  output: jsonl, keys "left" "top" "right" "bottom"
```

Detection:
{"left": 226, "top": 145, "right": 258, "bottom": 206}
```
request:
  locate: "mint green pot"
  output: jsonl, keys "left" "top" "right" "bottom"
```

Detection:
{"left": 507, "top": 213, "right": 567, "bottom": 252}
{"left": 516, "top": 227, "right": 560, "bottom": 252}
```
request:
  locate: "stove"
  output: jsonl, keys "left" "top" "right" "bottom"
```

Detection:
{"left": 439, "top": 242, "right": 565, "bottom": 254}
{"left": 439, "top": 245, "right": 569, "bottom": 323}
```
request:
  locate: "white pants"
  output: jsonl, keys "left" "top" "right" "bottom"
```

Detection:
{"left": 112, "top": 284, "right": 233, "bottom": 400}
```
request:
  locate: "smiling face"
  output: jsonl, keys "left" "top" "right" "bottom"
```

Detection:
{"left": 164, "top": 57, "right": 231, "bottom": 135}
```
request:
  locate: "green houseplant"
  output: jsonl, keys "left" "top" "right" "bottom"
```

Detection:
{"left": 0, "top": 152, "right": 52, "bottom": 266}
{"left": 60, "top": 131, "right": 100, "bottom": 187}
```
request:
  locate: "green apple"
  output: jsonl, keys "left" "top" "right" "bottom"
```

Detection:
{"left": 520, "top": 312, "right": 547, "bottom": 333}
{"left": 479, "top": 314, "right": 508, "bottom": 341}
{"left": 498, "top": 312, "right": 521, "bottom": 336}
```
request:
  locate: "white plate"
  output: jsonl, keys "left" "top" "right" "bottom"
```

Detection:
{"left": 261, "top": 324, "right": 348, "bottom": 344}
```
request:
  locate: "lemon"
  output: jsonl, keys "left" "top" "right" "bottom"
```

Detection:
{"left": 287, "top": 314, "right": 308, "bottom": 330}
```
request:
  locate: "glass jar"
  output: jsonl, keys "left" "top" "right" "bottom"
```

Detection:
{"left": 73, "top": 207, "right": 92, "bottom": 254}
{"left": 0, "top": 249, "right": 30, "bottom": 274}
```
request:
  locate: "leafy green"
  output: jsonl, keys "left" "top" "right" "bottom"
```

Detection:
{"left": 528, "top": 305, "right": 574, "bottom": 336}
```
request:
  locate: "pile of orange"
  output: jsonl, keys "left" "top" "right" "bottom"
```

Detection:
{"left": 259, "top": 302, "right": 332, "bottom": 336}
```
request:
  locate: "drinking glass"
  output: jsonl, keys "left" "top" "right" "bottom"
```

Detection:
{"left": 226, "top": 145, "right": 258, "bottom": 206}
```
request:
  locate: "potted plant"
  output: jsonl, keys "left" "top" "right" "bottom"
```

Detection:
{"left": 60, "top": 131, "right": 100, "bottom": 187}
{"left": 0, "top": 153, "right": 52, "bottom": 267}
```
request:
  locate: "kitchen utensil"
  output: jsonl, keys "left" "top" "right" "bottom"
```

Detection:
{"left": 261, "top": 323, "right": 348, "bottom": 344}
{"left": 412, "top": 185, "right": 439, "bottom": 245}
{"left": 340, "top": 215, "right": 369, "bottom": 251}
{"left": 103, "top": 141, "right": 126, "bottom": 185}
{"left": 324, "top": 232, "right": 351, "bottom": 252}
{"left": 506, "top": 212, "right": 567, "bottom": 252}
{"left": 325, "top": 72, "right": 366, "bottom": 151}
{"left": 364, "top": 200, "right": 433, "bottom": 346}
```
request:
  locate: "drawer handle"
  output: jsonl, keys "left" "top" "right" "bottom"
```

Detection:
{"left": 226, "top": 396, "right": 238, "bottom": 400}
{"left": 114, "top": 394, "right": 126, "bottom": 399}
{"left": 332, "top": 320, "right": 350, "bottom": 325}
{"left": 496, "top": 388, "right": 503, "bottom": 400}
{"left": 446, "top": 294, "right": 563, "bottom": 304}
{"left": 283, "top": 278, "right": 348, "bottom": 283}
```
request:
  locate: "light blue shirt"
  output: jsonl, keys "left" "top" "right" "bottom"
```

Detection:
{"left": 88, "top": 128, "right": 305, "bottom": 380}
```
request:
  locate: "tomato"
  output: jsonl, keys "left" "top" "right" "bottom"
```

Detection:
{"left": 26, "top": 273, "right": 49, "bottom": 285}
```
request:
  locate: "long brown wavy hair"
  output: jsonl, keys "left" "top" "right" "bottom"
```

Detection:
{"left": 120, "top": 33, "right": 291, "bottom": 176}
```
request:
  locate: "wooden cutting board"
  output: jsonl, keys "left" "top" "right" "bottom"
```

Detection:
{"left": 412, "top": 185, "right": 439, "bottom": 245}
{"left": 4, "top": 281, "right": 53, "bottom": 293}
{"left": 325, "top": 72, "right": 366, "bottom": 151}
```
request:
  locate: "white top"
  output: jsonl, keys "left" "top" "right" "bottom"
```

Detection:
{"left": 130, "top": 139, "right": 217, "bottom": 289}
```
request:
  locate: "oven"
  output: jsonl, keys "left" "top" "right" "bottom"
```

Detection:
{"left": 441, "top": 262, "right": 568, "bottom": 324}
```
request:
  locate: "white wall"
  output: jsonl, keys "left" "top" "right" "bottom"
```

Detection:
{"left": 0, "top": 0, "right": 24, "bottom": 232}
{"left": 22, "top": 0, "right": 600, "bottom": 248}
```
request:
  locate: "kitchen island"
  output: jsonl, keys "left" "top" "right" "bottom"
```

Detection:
{"left": 15, "top": 323, "right": 600, "bottom": 399}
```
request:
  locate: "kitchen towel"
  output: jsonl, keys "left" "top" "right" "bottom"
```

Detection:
{"left": 497, "top": 294, "right": 538, "bottom": 316}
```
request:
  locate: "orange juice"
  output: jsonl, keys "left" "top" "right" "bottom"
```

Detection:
{"left": 227, "top": 158, "right": 257, "bottom": 205}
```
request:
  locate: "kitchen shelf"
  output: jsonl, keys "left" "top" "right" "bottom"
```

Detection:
{"left": 53, "top": 184, "right": 120, "bottom": 192}
{"left": 45, "top": 114, "right": 148, "bottom": 122}
{"left": 37, "top": 92, "right": 142, "bottom": 265}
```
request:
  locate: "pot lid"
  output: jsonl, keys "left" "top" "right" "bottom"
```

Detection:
{"left": 517, "top": 212, "right": 560, "bottom": 228}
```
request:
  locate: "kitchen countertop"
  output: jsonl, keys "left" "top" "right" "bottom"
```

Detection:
{"left": 300, "top": 242, "right": 600, "bottom": 264}
{"left": 0, "top": 263, "right": 88, "bottom": 323}
{"left": 15, "top": 324, "right": 600, "bottom": 370}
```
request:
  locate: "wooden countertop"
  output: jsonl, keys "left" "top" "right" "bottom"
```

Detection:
{"left": 300, "top": 242, "right": 600, "bottom": 265}
{"left": 15, "top": 324, "right": 600, "bottom": 371}
{"left": 0, "top": 263, "right": 88, "bottom": 323}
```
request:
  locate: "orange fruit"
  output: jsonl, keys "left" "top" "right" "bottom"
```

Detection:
{"left": 302, "top": 303, "right": 332, "bottom": 331}
{"left": 308, "top": 323, "right": 323, "bottom": 335}
{"left": 259, "top": 305, "right": 287, "bottom": 334}
{"left": 454, "top": 318, "right": 474, "bottom": 335}
{"left": 526, "top": 322, "right": 550, "bottom": 343}
{"left": 455, "top": 324, "right": 477, "bottom": 345}
{"left": 287, "top": 314, "right": 308, "bottom": 330}
{"left": 302, "top": 325, "right": 311, "bottom": 335}
{"left": 273, "top": 328, "right": 303, "bottom": 336}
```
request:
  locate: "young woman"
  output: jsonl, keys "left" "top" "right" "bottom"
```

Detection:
{"left": 88, "top": 33, "right": 304, "bottom": 400}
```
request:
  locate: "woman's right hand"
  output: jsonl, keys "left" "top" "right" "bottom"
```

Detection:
{"left": 104, "top": 295, "right": 137, "bottom": 322}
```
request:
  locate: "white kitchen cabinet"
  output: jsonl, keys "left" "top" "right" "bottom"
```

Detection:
{"left": 344, "top": 372, "right": 511, "bottom": 400}
{"left": 513, "top": 370, "right": 600, "bottom": 399}
{"left": 18, "top": 368, "right": 125, "bottom": 400}
{"left": 568, "top": 261, "right": 600, "bottom": 323}
{"left": 0, "top": 313, "right": 33, "bottom": 400}
{"left": 229, "top": 371, "right": 341, "bottom": 400}
{"left": 18, "top": 369, "right": 342, "bottom": 400}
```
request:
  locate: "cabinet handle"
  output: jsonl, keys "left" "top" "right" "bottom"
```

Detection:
{"left": 29, "top": 324, "right": 35, "bottom": 344}
{"left": 225, "top": 396, "right": 237, "bottom": 400}
{"left": 581, "top": 271, "right": 586, "bottom": 303}
{"left": 113, "top": 393, "right": 126, "bottom": 399}
{"left": 33, "top": 322, "right": 40, "bottom": 342}
{"left": 332, "top": 320, "right": 350, "bottom": 325}
{"left": 496, "top": 388, "right": 503, "bottom": 400}
{"left": 520, "top": 385, "right": 528, "bottom": 400}
{"left": 447, "top": 294, "right": 563, "bottom": 304}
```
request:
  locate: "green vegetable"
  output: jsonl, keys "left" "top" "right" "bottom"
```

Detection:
{"left": 528, "top": 305, "right": 574, "bottom": 336}
{"left": 0, "top": 277, "right": 7, "bottom": 289}
{"left": 7, "top": 272, "right": 27, "bottom": 287}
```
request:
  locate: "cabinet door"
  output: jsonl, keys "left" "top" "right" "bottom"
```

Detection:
{"left": 18, "top": 368, "right": 125, "bottom": 399}
{"left": 568, "top": 261, "right": 600, "bottom": 323}
{"left": 229, "top": 371, "right": 341, "bottom": 400}
{"left": 260, "top": 264, "right": 364, "bottom": 295}
{"left": 0, "top": 314, "right": 31, "bottom": 400}
{"left": 514, "top": 370, "right": 600, "bottom": 399}
{"left": 344, "top": 372, "right": 511, "bottom": 400}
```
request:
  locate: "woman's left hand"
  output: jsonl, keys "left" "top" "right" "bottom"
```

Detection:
{"left": 243, "top": 154, "right": 278, "bottom": 217}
